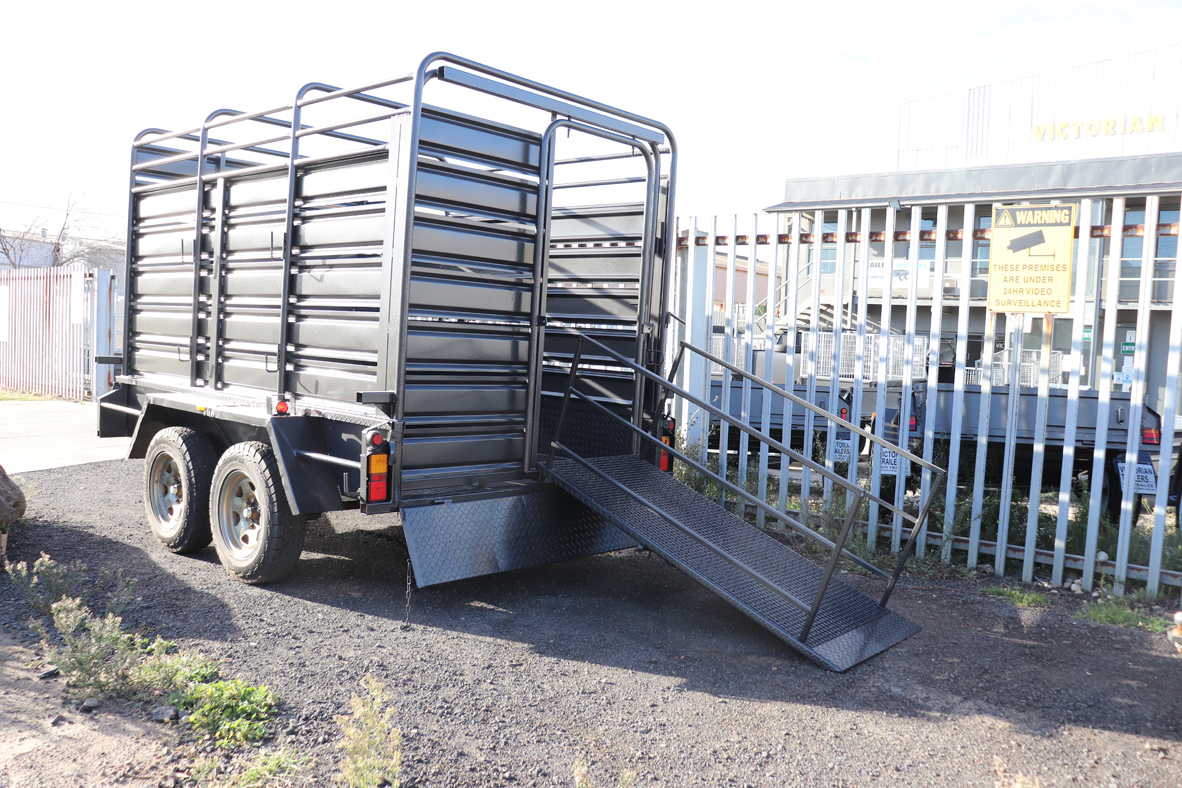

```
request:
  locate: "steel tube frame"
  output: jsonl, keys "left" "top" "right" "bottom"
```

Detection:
{"left": 799, "top": 491, "right": 864, "bottom": 643}
{"left": 547, "top": 441, "right": 814, "bottom": 616}
{"left": 559, "top": 381, "right": 889, "bottom": 578}
{"left": 555, "top": 328, "right": 942, "bottom": 527}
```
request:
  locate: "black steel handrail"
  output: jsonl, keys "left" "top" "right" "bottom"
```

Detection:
{"left": 545, "top": 337, "right": 873, "bottom": 643}
{"left": 547, "top": 329, "right": 947, "bottom": 606}
{"left": 550, "top": 442, "right": 814, "bottom": 617}
{"left": 549, "top": 384, "right": 888, "bottom": 580}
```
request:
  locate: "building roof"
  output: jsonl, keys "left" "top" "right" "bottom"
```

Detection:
{"left": 766, "top": 151, "right": 1182, "bottom": 212}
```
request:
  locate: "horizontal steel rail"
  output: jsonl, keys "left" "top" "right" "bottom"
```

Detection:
{"left": 553, "top": 328, "right": 937, "bottom": 527}
{"left": 553, "top": 384, "right": 889, "bottom": 579}
{"left": 681, "top": 340, "right": 944, "bottom": 475}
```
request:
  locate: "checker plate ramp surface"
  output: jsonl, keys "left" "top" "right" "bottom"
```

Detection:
{"left": 545, "top": 455, "right": 920, "bottom": 671}
{"left": 402, "top": 487, "right": 637, "bottom": 587}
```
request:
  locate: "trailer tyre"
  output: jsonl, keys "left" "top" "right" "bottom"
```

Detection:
{"left": 209, "top": 441, "right": 307, "bottom": 584}
{"left": 143, "top": 427, "right": 216, "bottom": 553}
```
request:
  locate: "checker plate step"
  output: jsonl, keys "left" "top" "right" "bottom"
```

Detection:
{"left": 545, "top": 455, "right": 919, "bottom": 671}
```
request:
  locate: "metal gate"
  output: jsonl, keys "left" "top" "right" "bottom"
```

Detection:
{"left": 670, "top": 201, "right": 1182, "bottom": 599}
{"left": 0, "top": 266, "right": 117, "bottom": 401}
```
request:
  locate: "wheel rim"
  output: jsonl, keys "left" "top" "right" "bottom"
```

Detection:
{"left": 217, "top": 470, "right": 262, "bottom": 560}
{"left": 148, "top": 452, "right": 185, "bottom": 536}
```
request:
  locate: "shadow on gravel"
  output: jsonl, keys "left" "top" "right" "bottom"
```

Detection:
{"left": 269, "top": 516, "right": 1181, "bottom": 743}
{"left": 0, "top": 519, "right": 241, "bottom": 643}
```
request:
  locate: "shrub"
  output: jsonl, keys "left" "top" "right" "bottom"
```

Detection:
{"left": 188, "top": 679, "right": 278, "bottom": 747}
{"left": 5, "top": 552, "right": 89, "bottom": 614}
{"left": 34, "top": 597, "right": 163, "bottom": 697}
{"left": 335, "top": 676, "right": 402, "bottom": 788}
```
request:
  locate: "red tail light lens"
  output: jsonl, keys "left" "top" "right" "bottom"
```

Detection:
{"left": 909, "top": 415, "right": 918, "bottom": 431}
{"left": 1142, "top": 427, "right": 1161, "bottom": 445}
{"left": 366, "top": 452, "right": 389, "bottom": 502}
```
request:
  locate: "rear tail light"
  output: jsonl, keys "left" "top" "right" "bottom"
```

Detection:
{"left": 660, "top": 417, "right": 675, "bottom": 472}
{"left": 909, "top": 414, "right": 918, "bottom": 432}
{"left": 366, "top": 451, "right": 389, "bottom": 502}
{"left": 1142, "top": 427, "right": 1161, "bottom": 445}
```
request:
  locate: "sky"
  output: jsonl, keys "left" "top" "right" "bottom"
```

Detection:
{"left": 4, "top": 0, "right": 1182, "bottom": 242}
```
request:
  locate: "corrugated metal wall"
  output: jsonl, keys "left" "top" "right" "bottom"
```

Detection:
{"left": 0, "top": 266, "right": 113, "bottom": 401}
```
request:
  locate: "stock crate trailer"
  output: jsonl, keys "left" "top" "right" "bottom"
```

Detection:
{"left": 96, "top": 53, "right": 941, "bottom": 671}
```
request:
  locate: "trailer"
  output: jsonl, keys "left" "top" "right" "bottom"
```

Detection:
{"left": 97, "top": 54, "right": 941, "bottom": 671}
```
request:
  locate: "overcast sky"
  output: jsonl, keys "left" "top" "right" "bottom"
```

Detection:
{"left": 4, "top": 0, "right": 1182, "bottom": 241}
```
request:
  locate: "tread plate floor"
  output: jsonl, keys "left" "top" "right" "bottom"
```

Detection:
{"left": 546, "top": 455, "right": 919, "bottom": 671}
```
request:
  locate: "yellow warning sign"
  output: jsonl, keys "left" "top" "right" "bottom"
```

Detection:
{"left": 988, "top": 204, "right": 1075, "bottom": 314}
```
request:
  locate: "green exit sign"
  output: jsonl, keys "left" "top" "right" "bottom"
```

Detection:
{"left": 1082, "top": 327, "right": 1093, "bottom": 342}
{"left": 1121, "top": 342, "right": 1136, "bottom": 354}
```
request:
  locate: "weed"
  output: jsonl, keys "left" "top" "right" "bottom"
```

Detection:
{"left": 97, "top": 567, "right": 140, "bottom": 618}
{"left": 335, "top": 676, "right": 402, "bottom": 788}
{"left": 34, "top": 596, "right": 164, "bottom": 697}
{"left": 574, "top": 759, "right": 635, "bottom": 788}
{"left": 5, "top": 552, "right": 89, "bottom": 614}
{"left": 985, "top": 586, "right": 1048, "bottom": 607}
{"left": 188, "top": 679, "right": 277, "bottom": 747}
{"left": 193, "top": 748, "right": 306, "bottom": 788}
{"left": 135, "top": 649, "right": 219, "bottom": 703}
{"left": 1073, "top": 601, "right": 1173, "bottom": 632}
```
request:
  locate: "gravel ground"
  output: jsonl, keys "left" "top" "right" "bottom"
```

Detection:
{"left": 3, "top": 458, "right": 1181, "bottom": 787}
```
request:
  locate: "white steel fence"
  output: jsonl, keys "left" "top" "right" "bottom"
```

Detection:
{"left": 669, "top": 203, "right": 1182, "bottom": 601}
{"left": 0, "top": 266, "right": 117, "bottom": 401}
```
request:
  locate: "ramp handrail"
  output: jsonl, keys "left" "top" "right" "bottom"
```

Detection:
{"left": 545, "top": 339, "right": 869, "bottom": 641}
{"left": 546, "top": 330, "right": 946, "bottom": 606}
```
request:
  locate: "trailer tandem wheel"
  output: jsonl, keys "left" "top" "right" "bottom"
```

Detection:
{"left": 143, "top": 427, "right": 217, "bottom": 554}
{"left": 209, "top": 441, "right": 308, "bottom": 584}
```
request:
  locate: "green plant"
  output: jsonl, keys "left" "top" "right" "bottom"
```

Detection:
{"left": 193, "top": 748, "right": 306, "bottom": 788}
{"left": 335, "top": 676, "right": 402, "bottom": 788}
{"left": 97, "top": 567, "right": 140, "bottom": 618}
{"left": 34, "top": 596, "right": 166, "bottom": 697}
{"left": 5, "top": 552, "right": 89, "bottom": 614}
{"left": 985, "top": 586, "right": 1047, "bottom": 607}
{"left": 188, "top": 679, "right": 278, "bottom": 747}
{"left": 135, "top": 649, "right": 219, "bottom": 703}
{"left": 1073, "top": 601, "right": 1173, "bottom": 632}
{"left": 574, "top": 759, "right": 635, "bottom": 788}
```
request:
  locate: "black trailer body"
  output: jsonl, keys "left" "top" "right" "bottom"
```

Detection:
{"left": 99, "top": 53, "right": 675, "bottom": 584}
{"left": 97, "top": 54, "right": 938, "bottom": 671}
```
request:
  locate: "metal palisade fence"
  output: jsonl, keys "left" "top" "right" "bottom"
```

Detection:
{"left": 0, "top": 266, "right": 118, "bottom": 401}
{"left": 667, "top": 201, "right": 1182, "bottom": 599}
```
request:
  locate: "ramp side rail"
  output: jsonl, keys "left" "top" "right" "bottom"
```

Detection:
{"left": 546, "top": 330, "right": 945, "bottom": 610}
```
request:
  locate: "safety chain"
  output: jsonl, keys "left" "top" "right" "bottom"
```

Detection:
{"left": 401, "top": 558, "right": 413, "bottom": 630}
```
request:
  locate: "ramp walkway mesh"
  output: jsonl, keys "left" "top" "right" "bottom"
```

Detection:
{"left": 546, "top": 454, "right": 919, "bottom": 672}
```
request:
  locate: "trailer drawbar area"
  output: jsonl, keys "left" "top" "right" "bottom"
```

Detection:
{"left": 97, "top": 53, "right": 941, "bottom": 670}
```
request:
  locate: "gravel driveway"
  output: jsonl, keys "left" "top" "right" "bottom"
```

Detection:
{"left": 3, "top": 459, "right": 1180, "bottom": 787}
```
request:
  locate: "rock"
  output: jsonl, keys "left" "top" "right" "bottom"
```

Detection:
{"left": 50, "top": 714, "right": 67, "bottom": 726}
{"left": 79, "top": 697, "right": 100, "bottom": 712}
{"left": 0, "top": 465, "right": 26, "bottom": 530}
{"left": 152, "top": 705, "right": 179, "bottom": 722}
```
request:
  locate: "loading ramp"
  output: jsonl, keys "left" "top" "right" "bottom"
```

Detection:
{"left": 543, "top": 332, "right": 945, "bottom": 671}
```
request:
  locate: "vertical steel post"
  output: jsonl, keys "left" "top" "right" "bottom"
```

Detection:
{"left": 737, "top": 215, "right": 759, "bottom": 482}
{"left": 869, "top": 206, "right": 897, "bottom": 550}
{"left": 801, "top": 210, "right": 823, "bottom": 525}
{"left": 1084, "top": 197, "right": 1124, "bottom": 591}
{"left": 918, "top": 205, "right": 948, "bottom": 558}
{"left": 800, "top": 491, "right": 864, "bottom": 644}
{"left": 823, "top": 209, "right": 848, "bottom": 512}
{"left": 1052, "top": 199, "right": 1092, "bottom": 585}
{"left": 1147, "top": 204, "right": 1182, "bottom": 596}
{"left": 778, "top": 215, "right": 802, "bottom": 520}
{"left": 1115, "top": 196, "right": 1158, "bottom": 595}
{"left": 757, "top": 220, "right": 781, "bottom": 528}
